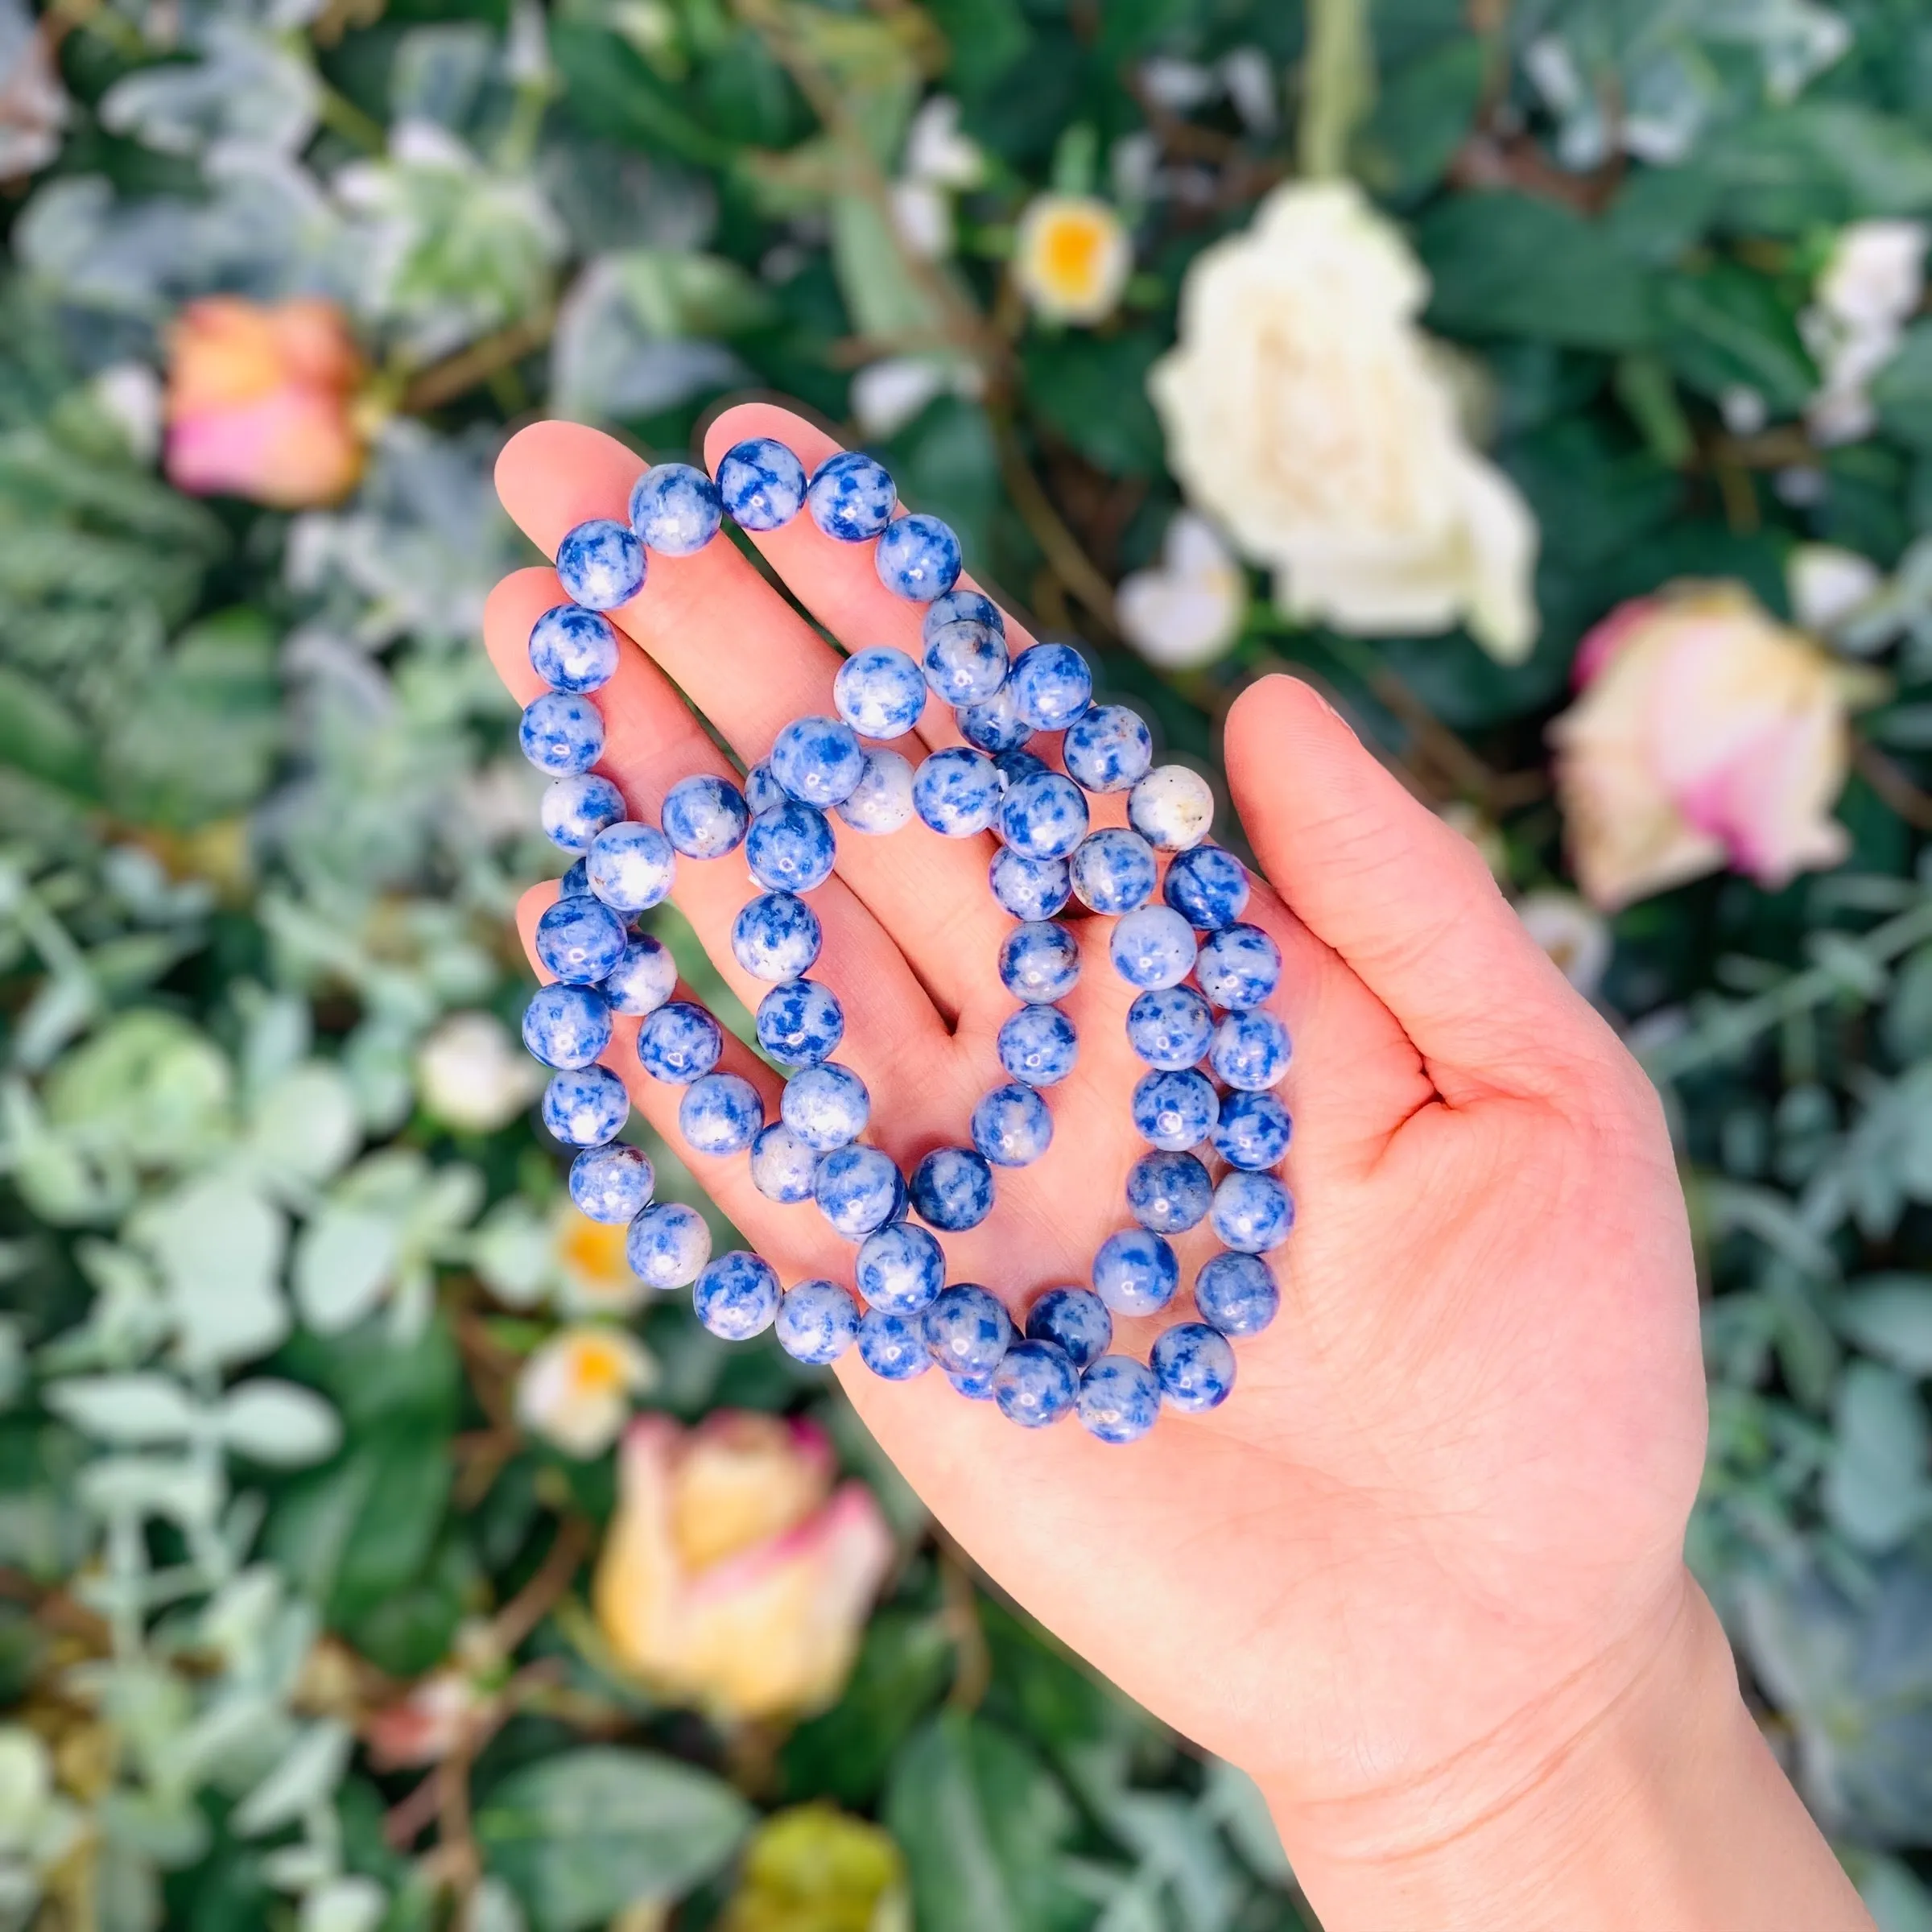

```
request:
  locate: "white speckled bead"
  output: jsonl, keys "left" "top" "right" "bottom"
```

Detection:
{"left": 837, "top": 749, "right": 916, "bottom": 834}
{"left": 625, "top": 1200, "right": 712, "bottom": 1289}
{"left": 519, "top": 692, "right": 605, "bottom": 776}
{"left": 749, "top": 1120, "right": 821, "bottom": 1203}
{"left": 542, "top": 774, "right": 626, "bottom": 853}
{"left": 716, "top": 437, "right": 806, "bottom": 530}
{"left": 1128, "top": 765, "right": 1215, "bottom": 851}
{"left": 1109, "top": 905, "right": 1199, "bottom": 990}
{"left": 806, "top": 451, "right": 897, "bottom": 541}
{"left": 556, "top": 518, "right": 646, "bottom": 609}
{"left": 629, "top": 463, "right": 724, "bottom": 555}
{"left": 834, "top": 646, "right": 927, "bottom": 738}
{"left": 585, "top": 820, "right": 676, "bottom": 913}
{"left": 602, "top": 934, "right": 679, "bottom": 1016}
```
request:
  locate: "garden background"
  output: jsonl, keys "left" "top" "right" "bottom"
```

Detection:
{"left": 4, "top": 0, "right": 1932, "bottom": 1926}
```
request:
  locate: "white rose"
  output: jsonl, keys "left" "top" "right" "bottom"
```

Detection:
{"left": 1147, "top": 180, "right": 1539, "bottom": 663}
{"left": 1802, "top": 219, "right": 1928, "bottom": 447}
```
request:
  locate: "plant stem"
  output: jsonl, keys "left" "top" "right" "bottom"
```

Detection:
{"left": 1298, "top": 0, "right": 1374, "bottom": 180}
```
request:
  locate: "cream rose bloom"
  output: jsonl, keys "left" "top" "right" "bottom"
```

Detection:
{"left": 1147, "top": 180, "right": 1538, "bottom": 663}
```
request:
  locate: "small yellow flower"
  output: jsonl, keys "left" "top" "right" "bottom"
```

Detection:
{"left": 553, "top": 1204, "right": 643, "bottom": 1316}
{"left": 514, "top": 1324, "right": 654, "bottom": 1459}
{"left": 720, "top": 1804, "right": 910, "bottom": 1932}
{"left": 1013, "top": 193, "right": 1131, "bottom": 325}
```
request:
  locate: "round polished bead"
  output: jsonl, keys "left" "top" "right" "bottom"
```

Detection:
{"left": 1125, "top": 986, "right": 1214, "bottom": 1071}
{"left": 522, "top": 982, "right": 612, "bottom": 1070}
{"left": 776, "top": 1278, "right": 861, "bottom": 1364}
{"left": 1212, "top": 1170, "right": 1295, "bottom": 1253}
{"left": 997, "top": 1004, "right": 1078, "bottom": 1087}
{"left": 1197, "top": 923, "right": 1282, "bottom": 1010}
{"left": 519, "top": 691, "right": 605, "bottom": 775}
{"left": 1195, "top": 1252, "right": 1280, "bottom": 1337}
{"left": 1125, "top": 1150, "right": 1212, "bottom": 1233}
{"left": 745, "top": 762, "right": 787, "bottom": 814}
{"left": 749, "top": 1120, "right": 819, "bottom": 1203}
{"left": 1008, "top": 642, "right": 1092, "bottom": 732}
{"left": 747, "top": 801, "right": 837, "bottom": 892}
{"left": 909, "top": 1146, "right": 994, "bottom": 1231}
{"left": 1129, "top": 765, "right": 1215, "bottom": 851}
{"left": 1070, "top": 828, "right": 1157, "bottom": 914}
{"left": 834, "top": 646, "right": 927, "bottom": 738}
{"left": 922, "top": 619, "right": 1008, "bottom": 707}
{"left": 857, "top": 1221, "right": 945, "bottom": 1314}
{"left": 626, "top": 1201, "right": 712, "bottom": 1289}
{"left": 1077, "top": 1355, "right": 1160, "bottom": 1443}
{"left": 815, "top": 1144, "right": 906, "bottom": 1240}
{"left": 771, "top": 715, "right": 867, "bottom": 807}
{"left": 559, "top": 857, "right": 592, "bottom": 897}
{"left": 971, "top": 1084, "right": 1053, "bottom": 1167}
{"left": 1164, "top": 845, "right": 1250, "bottom": 931}
{"left": 629, "top": 461, "right": 724, "bottom": 555}
{"left": 733, "top": 891, "right": 823, "bottom": 981}
{"left": 857, "top": 1307, "right": 931, "bottom": 1379}
{"left": 694, "top": 1249, "right": 781, "bottom": 1340}
{"left": 1131, "top": 1068, "right": 1219, "bottom": 1151}
{"left": 662, "top": 774, "right": 750, "bottom": 859}
{"left": 569, "top": 1142, "right": 654, "bottom": 1223}
{"left": 994, "top": 747, "right": 1048, "bottom": 791}
{"left": 876, "top": 513, "right": 961, "bottom": 601}
{"left": 912, "top": 746, "right": 1001, "bottom": 836}
{"left": 923, "top": 1283, "right": 1011, "bottom": 1378}
{"left": 781, "top": 1063, "right": 870, "bottom": 1150}
{"left": 1091, "top": 1228, "right": 1179, "bottom": 1316}
{"left": 1110, "top": 905, "right": 1198, "bottom": 989}
{"left": 993, "top": 1340, "right": 1078, "bottom": 1427}
{"left": 997, "top": 920, "right": 1082, "bottom": 1003}
{"left": 535, "top": 896, "right": 627, "bottom": 985}
{"left": 1212, "top": 1090, "right": 1294, "bottom": 1169}
{"left": 529, "top": 604, "right": 619, "bottom": 693}
{"left": 543, "top": 774, "right": 626, "bottom": 853}
{"left": 989, "top": 849, "right": 1071, "bottom": 920}
{"left": 757, "top": 978, "right": 845, "bottom": 1066}
{"left": 556, "top": 518, "right": 646, "bottom": 609}
{"left": 587, "top": 820, "right": 676, "bottom": 913}
{"left": 948, "top": 1366, "right": 998, "bottom": 1402}
{"left": 837, "top": 750, "right": 915, "bottom": 834}
{"left": 997, "top": 770, "right": 1088, "bottom": 862}
{"left": 924, "top": 588, "right": 1005, "bottom": 639}
{"left": 1152, "top": 1323, "right": 1236, "bottom": 1411}
{"left": 716, "top": 437, "right": 806, "bottom": 530}
{"left": 959, "top": 683, "right": 1031, "bottom": 753}
{"left": 1025, "top": 1286, "right": 1112, "bottom": 1371}
{"left": 636, "top": 1001, "right": 724, "bottom": 1083}
{"left": 679, "top": 1071, "right": 764, "bottom": 1155}
{"left": 603, "top": 935, "right": 678, "bottom": 1016}
{"left": 1064, "top": 704, "right": 1153, "bottom": 794}
{"left": 543, "top": 1067, "right": 629, "bottom": 1147}
{"left": 1210, "top": 1009, "right": 1293, "bottom": 1091}
{"left": 807, "top": 450, "right": 897, "bottom": 541}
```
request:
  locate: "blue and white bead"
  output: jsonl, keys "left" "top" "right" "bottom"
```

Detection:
{"left": 529, "top": 605, "right": 619, "bottom": 693}
{"left": 912, "top": 747, "right": 1002, "bottom": 836}
{"left": 1008, "top": 642, "right": 1092, "bottom": 732}
{"left": 807, "top": 450, "right": 897, "bottom": 541}
{"left": 679, "top": 1072, "right": 764, "bottom": 1155}
{"left": 994, "top": 747, "right": 1047, "bottom": 791}
{"left": 908, "top": 1146, "right": 994, "bottom": 1231}
{"left": 997, "top": 770, "right": 1088, "bottom": 862}
{"left": 636, "top": 1001, "right": 724, "bottom": 1083}
{"left": 558, "top": 857, "right": 592, "bottom": 897}
{"left": 1125, "top": 1150, "right": 1212, "bottom": 1234}
{"left": 921, "top": 620, "right": 1008, "bottom": 708}
{"left": 833, "top": 646, "right": 927, "bottom": 738}
{"left": 543, "top": 774, "right": 626, "bottom": 852}
{"left": 959, "top": 683, "right": 1032, "bottom": 754}
{"left": 837, "top": 750, "right": 915, "bottom": 835}
{"left": 749, "top": 1121, "right": 820, "bottom": 1203}
{"left": 1128, "top": 766, "right": 1214, "bottom": 851}
{"left": 747, "top": 801, "right": 838, "bottom": 892}
{"left": 1164, "top": 845, "right": 1249, "bottom": 931}
{"left": 876, "top": 514, "right": 962, "bottom": 601}
{"left": 626, "top": 1201, "right": 712, "bottom": 1289}
{"left": 603, "top": 935, "right": 679, "bottom": 1015}
{"left": 771, "top": 715, "right": 867, "bottom": 807}
{"left": 1109, "top": 906, "right": 1198, "bottom": 990}
{"left": 733, "top": 892, "right": 822, "bottom": 982}
{"left": 924, "top": 587, "right": 1004, "bottom": 638}
{"left": 1069, "top": 828, "right": 1157, "bottom": 915}
{"left": 923, "top": 1284, "right": 1011, "bottom": 1378}
{"left": 745, "top": 762, "right": 788, "bottom": 814}
{"left": 662, "top": 774, "right": 750, "bottom": 859}
{"left": 520, "top": 692, "right": 605, "bottom": 775}
{"left": 1209, "top": 1009, "right": 1292, "bottom": 1091}
{"left": 569, "top": 1142, "right": 654, "bottom": 1223}
{"left": 997, "top": 1005, "right": 1078, "bottom": 1087}
{"left": 1212, "top": 1090, "right": 1293, "bottom": 1170}
{"left": 1025, "top": 1286, "right": 1112, "bottom": 1371}
{"left": 542, "top": 1066, "right": 629, "bottom": 1147}
{"left": 1211, "top": 1170, "right": 1295, "bottom": 1253}
{"left": 523, "top": 982, "right": 612, "bottom": 1070}
{"left": 780, "top": 1062, "right": 870, "bottom": 1150}
{"left": 1091, "top": 1228, "right": 1179, "bottom": 1315}
{"left": 989, "top": 849, "right": 1071, "bottom": 920}
{"left": 1195, "top": 1252, "right": 1279, "bottom": 1338}
{"left": 587, "top": 820, "right": 676, "bottom": 913}
{"left": 857, "top": 1307, "right": 931, "bottom": 1379}
{"left": 756, "top": 978, "right": 845, "bottom": 1066}
{"left": 997, "top": 920, "right": 1082, "bottom": 1003}
{"left": 716, "top": 437, "right": 806, "bottom": 530}
{"left": 1077, "top": 1356, "right": 1160, "bottom": 1443}
{"left": 1150, "top": 1323, "right": 1236, "bottom": 1412}
{"left": 629, "top": 463, "right": 724, "bottom": 555}
{"left": 775, "top": 1278, "right": 861, "bottom": 1364}
{"left": 993, "top": 1341, "right": 1078, "bottom": 1427}
{"left": 535, "top": 897, "right": 627, "bottom": 985}
{"left": 1131, "top": 1068, "right": 1219, "bottom": 1151}
{"left": 556, "top": 518, "right": 646, "bottom": 610}
{"left": 814, "top": 1144, "right": 905, "bottom": 1240}
{"left": 694, "top": 1250, "right": 780, "bottom": 1340}
{"left": 1063, "top": 704, "right": 1153, "bottom": 794}
{"left": 970, "top": 1083, "right": 1053, "bottom": 1167}
{"left": 857, "top": 1221, "right": 945, "bottom": 1314}
{"left": 1196, "top": 923, "right": 1282, "bottom": 1010}
{"left": 1125, "top": 986, "right": 1213, "bottom": 1071}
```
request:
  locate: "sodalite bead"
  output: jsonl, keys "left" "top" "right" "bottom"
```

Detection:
{"left": 1110, "top": 906, "right": 1199, "bottom": 990}
{"left": 922, "top": 620, "right": 1008, "bottom": 708}
{"left": 1195, "top": 1252, "right": 1280, "bottom": 1337}
{"left": 679, "top": 1071, "right": 764, "bottom": 1155}
{"left": 993, "top": 1340, "right": 1079, "bottom": 1427}
{"left": 520, "top": 691, "right": 605, "bottom": 776}
{"left": 807, "top": 450, "right": 897, "bottom": 541}
{"left": 629, "top": 462, "right": 724, "bottom": 555}
{"left": 557, "top": 518, "right": 646, "bottom": 609}
{"left": 1129, "top": 765, "right": 1215, "bottom": 851}
{"left": 626, "top": 1200, "right": 712, "bottom": 1289}
{"left": 782, "top": 1063, "right": 870, "bottom": 1150}
{"left": 747, "top": 801, "right": 837, "bottom": 892}
{"left": 1070, "top": 828, "right": 1157, "bottom": 914}
{"left": 924, "top": 587, "right": 1004, "bottom": 638}
{"left": 971, "top": 1083, "right": 1053, "bottom": 1167}
{"left": 536, "top": 897, "right": 627, "bottom": 985}
{"left": 757, "top": 978, "right": 845, "bottom": 1066}
{"left": 543, "top": 1066, "right": 629, "bottom": 1147}
{"left": 959, "top": 683, "right": 1031, "bottom": 753}
{"left": 1092, "top": 1228, "right": 1180, "bottom": 1315}
{"left": 750, "top": 1121, "right": 820, "bottom": 1203}
{"left": 733, "top": 891, "right": 823, "bottom": 981}
{"left": 1210, "top": 1009, "right": 1292, "bottom": 1091}
{"left": 570, "top": 1142, "right": 654, "bottom": 1223}
{"left": 997, "top": 1004, "right": 1078, "bottom": 1087}
{"left": 662, "top": 774, "right": 750, "bottom": 859}
{"left": 636, "top": 1001, "right": 724, "bottom": 1083}
{"left": 694, "top": 1250, "right": 781, "bottom": 1340}
{"left": 1131, "top": 1068, "right": 1220, "bottom": 1151}
{"left": 604, "top": 935, "right": 678, "bottom": 1016}
{"left": 1212, "top": 1090, "right": 1294, "bottom": 1170}
{"left": 745, "top": 762, "right": 787, "bottom": 814}
{"left": 1152, "top": 1323, "right": 1236, "bottom": 1411}
{"left": 1165, "top": 845, "right": 1250, "bottom": 931}
{"left": 1078, "top": 1355, "right": 1160, "bottom": 1444}
{"left": 772, "top": 715, "right": 867, "bottom": 807}
{"left": 1196, "top": 923, "right": 1282, "bottom": 1010}
{"left": 1064, "top": 704, "right": 1154, "bottom": 794}
{"left": 857, "top": 1221, "right": 945, "bottom": 1314}
{"left": 857, "top": 1307, "right": 931, "bottom": 1379}
{"left": 815, "top": 1144, "right": 905, "bottom": 1239}
{"left": 1009, "top": 642, "right": 1092, "bottom": 732}
{"left": 834, "top": 646, "right": 927, "bottom": 739}
{"left": 587, "top": 821, "right": 676, "bottom": 913}
{"left": 837, "top": 750, "right": 915, "bottom": 835}
{"left": 716, "top": 437, "right": 806, "bottom": 530}
{"left": 559, "top": 857, "right": 592, "bottom": 897}
{"left": 876, "top": 514, "right": 962, "bottom": 601}
{"left": 998, "top": 920, "right": 1082, "bottom": 1003}
{"left": 523, "top": 982, "right": 612, "bottom": 1071}
{"left": 1212, "top": 1170, "right": 1295, "bottom": 1253}
{"left": 912, "top": 746, "right": 1002, "bottom": 836}
{"left": 543, "top": 774, "right": 626, "bottom": 852}
{"left": 989, "top": 849, "right": 1071, "bottom": 920}
{"left": 909, "top": 1146, "right": 995, "bottom": 1231}
{"left": 997, "top": 770, "right": 1088, "bottom": 862}
{"left": 1025, "top": 1286, "right": 1112, "bottom": 1371}
{"left": 947, "top": 1366, "right": 997, "bottom": 1402}
{"left": 1125, "top": 986, "right": 1214, "bottom": 1071}
{"left": 923, "top": 1284, "right": 1011, "bottom": 1378}
{"left": 776, "top": 1278, "right": 861, "bottom": 1364}
{"left": 529, "top": 605, "right": 619, "bottom": 693}
{"left": 1125, "top": 1150, "right": 1212, "bottom": 1234}
{"left": 994, "top": 747, "right": 1048, "bottom": 791}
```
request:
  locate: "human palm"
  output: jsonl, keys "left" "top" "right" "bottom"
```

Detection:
{"left": 487, "top": 406, "right": 1708, "bottom": 1866}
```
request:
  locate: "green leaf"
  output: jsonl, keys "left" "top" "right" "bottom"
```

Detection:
{"left": 1824, "top": 1361, "right": 1932, "bottom": 1552}
{"left": 1840, "top": 1278, "right": 1932, "bottom": 1376}
{"left": 1023, "top": 333, "right": 1166, "bottom": 479}
{"left": 780, "top": 1611, "right": 954, "bottom": 1806}
{"left": 43, "top": 1373, "right": 196, "bottom": 1444}
{"left": 130, "top": 1177, "right": 290, "bottom": 1370}
{"left": 925, "top": 0, "right": 1030, "bottom": 96}
{"left": 217, "top": 1381, "right": 342, "bottom": 1467}
{"left": 0, "top": 665, "right": 97, "bottom": 798}
{"left": 1701, "top": 104, "right": 1932, "bottom": 234}
{"left": 1873, "top": 322, "right": 1932, "bottom": 450}
{"left": 1353, "top": 34, "right": 1484, "bottom": 204}
{"left": 1657, "top": 265, "right": 1815, "bottom": 414}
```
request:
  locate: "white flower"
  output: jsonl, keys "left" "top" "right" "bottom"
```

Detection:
{"left": 1117, "top": 513, "right": 1246, "bottom": 669}
{"left": 889, "top": 180, "right": 952, "bottom": 259}
{"left": 1013, "top": 194, "right": 1133, "bottom": 326}
{"left": 1515, "top": 890, "right": 1612, "bottom": 1000}
{"left": 515, "top": 1324, "right": 654, "bottom": 1459}
{"left": 902, "top": 96, "right": 982, "bottom": 191}
{"left": 90, "top": 362, "right": 163, "bottom": 463}
{"left": 415, "top": 1012, "right": 541, "bottom": 1133}
{"left": 1788, "top": 543, "right": 1881, "bottom": 635}
{"left": 0, "top": 0, "right": 69, "bottom": 180}
{"left": 0, "top": 1727, "right": 84, "bottom": 1920}
{"left": 849, "top": 355, "right": 980, "bottom": 438}
{"left": 1147, "top": 180, "right": 1539, "bottom": 663}
{"left": 1802, "top": 219, "right": 1928, "bottom": 447}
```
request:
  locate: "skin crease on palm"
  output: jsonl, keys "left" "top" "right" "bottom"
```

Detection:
{"left": 483, "top": 404, "right": 1873, "bottom": 1932}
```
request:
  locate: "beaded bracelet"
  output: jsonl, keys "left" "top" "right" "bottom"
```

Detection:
{"left": 516, "top": 434, "right": 1292, "bottom": 1443}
